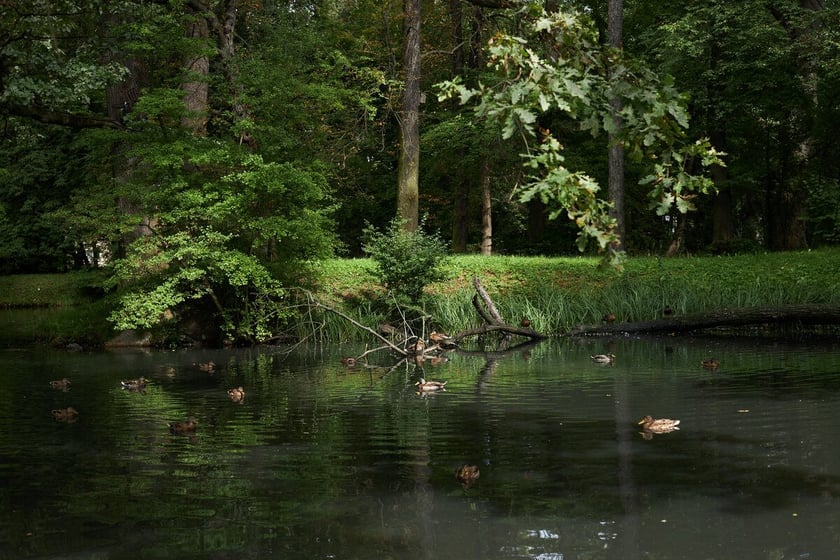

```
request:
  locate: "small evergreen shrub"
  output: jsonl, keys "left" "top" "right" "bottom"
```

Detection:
{"left": 362, "top": 217, "right": 449, "bottom": 303}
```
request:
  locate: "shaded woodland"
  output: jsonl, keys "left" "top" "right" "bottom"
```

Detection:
{"left": 1, "top": 0, "right": 838, "bottom": 341}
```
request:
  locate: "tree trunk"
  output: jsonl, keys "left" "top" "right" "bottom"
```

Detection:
{"left": 607, "top": 0, "right": 625, "bottom": 249}
{"left": 452, "top": 180, "right": 470, "bottom": 253}
{"left": 397, "top": 0, "right": 422, "bottom": 232}
{"left": 449, "top": 0, "right": 465, "bottom": 75}
{"left": 569, "top": 304, "right": 840, "bottom": 336}
{"left": 480, "top": 158, "right": 492, "bottom": 255}
{"left": 215, "top": 0, "right": 254, "bottom": 147}
{"left": 182, "top": 2, "right": 210, "bottom": 136}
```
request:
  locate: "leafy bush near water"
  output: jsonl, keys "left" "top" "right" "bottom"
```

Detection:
{"left": 362, "top": 218, "right": 450, "bottom": 304}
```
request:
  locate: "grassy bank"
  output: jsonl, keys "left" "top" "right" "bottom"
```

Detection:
{"left": 0, "top": 271, "right": 112, "bottom": 346}
{"left": 310, "top": 249, "right": 840, "bottom": 339}
{"left": 1, "top": 249, "right": 838, "bottom": 345}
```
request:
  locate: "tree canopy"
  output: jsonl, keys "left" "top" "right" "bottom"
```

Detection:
{"left": 1, "top": 0, "right": 838, "bottom": 340}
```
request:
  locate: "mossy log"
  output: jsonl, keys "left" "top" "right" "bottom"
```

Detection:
{"left": 568, "top": 304, "right": 840, "bottom": 336}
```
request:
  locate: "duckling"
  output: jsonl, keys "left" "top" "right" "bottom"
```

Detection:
{"left": 51, "top": 406, "right": 79, "bottom": 422}
{"left": 638, "top": 415, "right": 680, "bottom": 434}
{"left": 455, "top": 464, "right": 480, "bottom": 488}
{"left": 663, "top": 306, "right": 674, "bottom": 316}
{"left": 429, "top": 331, "right": 456, "bottom": 349}
{"left": 520, "top": 317, "right": 532, "bottom": 328}
{"left": 120, "top": 377, "right": 148, "bottom": 391}
{"left": 227, "top": 386, "right": 245, "bottom": 403}
{"left": 168, "top": 416, "right": 198, "bottom": 434}
{"left": 591, "top": 353, "right": 616, "bottom": 364}
{"left": 50, "top": 378, "right": 72, "bottom": 391}
{"left": 602, "top": 313, "right": 616, "bottom": 323}
{"left": 340, "top": 357, "right": 356, "bottom": 367}
{"left": 415, "top": 378, "right": 447, "bottom": 392}
{"left": 701, "top": 358, "right": 720, "bottom": 370}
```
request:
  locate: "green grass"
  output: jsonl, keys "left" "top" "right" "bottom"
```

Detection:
{"left": 309, "top": 248, "right": 840, "bottom": 336}
{"left": 1, "top": 249, "right": 838, "bottom": 345}
{"left": 0, "top": 271, "right": 107, "bottom": 307}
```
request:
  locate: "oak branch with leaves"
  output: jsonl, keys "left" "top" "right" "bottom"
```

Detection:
{"left": 436, "top": 9, "right": 724, "bottom": 266}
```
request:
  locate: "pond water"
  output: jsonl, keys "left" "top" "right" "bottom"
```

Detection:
{"left": 1, "top": 336, "right": 839, "bottom": 560}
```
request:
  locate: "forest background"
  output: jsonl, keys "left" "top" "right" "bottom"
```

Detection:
{"left": 1, "top": 0, "right": 838, "bottom": 344}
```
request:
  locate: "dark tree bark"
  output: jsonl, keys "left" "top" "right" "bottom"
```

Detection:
{"left": 449, "top": 0, "right": 465, "bottom": 75}
{"left": 397, "top": 0, "right": 422, "bottom": 232}
{"left": 182, "top": 1, "right": 210, "bottom": 136}
{"left": 607, "top": 0, "right": 625, "bottom": 249}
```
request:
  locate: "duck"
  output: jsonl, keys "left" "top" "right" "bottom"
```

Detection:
{"left": 663, "top": 305, "right": 674, "bottom": 316}
{"left": 409, "top": 337, "right": 426, "bottom": 354}
{"left": 378, "top": 323, "right": 397, "bottom": 337}
{"left": 591, "top": 353, "right": 615, "bottom": 364}
{"left": 50, "top": 378, "right": 72, "bottom": 390}
{"left": 638, "top": 415, "right": 680, "bottom": 434}
{"left": 227, "top": 386, "right": 245, "bottom": 402}
{"left": 196, "top": 361, "right": 216, "bottom": 373}
{"left": 429, "top": 331, "right": 456, "bottom": 349}
{"left": 120, "top": 377, "right": 148, "bottom": 391}
{"left": 168, "top": 416, "right": 198, "bottom": 434}
{"left": 415, "top": 378, "right": 447, "bottom": 392}
{"left": 340, "top": 357, "right": 356, "bottom": 367}
{"left": 602, "top": 313, "right": 616, "bottom": 323}
{"left": 51, "top": 406, "right": 79, "bottom": 422}
{"left": 455, "top": 464, "right": 480, "bottom": 488}
{"left": 701, "top": 358, "right": 720, "bottom": 370}
{"left": 520, "top": 317, "right": 532, "bottom": 328}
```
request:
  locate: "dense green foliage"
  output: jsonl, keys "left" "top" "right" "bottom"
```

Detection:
{"left": 0, "top": 0, "right": 838, "bottom": 341}
{"left": 362, "top": 218, "right": 450, "bottom": 303}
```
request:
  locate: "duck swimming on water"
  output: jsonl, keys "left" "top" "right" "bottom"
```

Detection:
{"left": 638, "top": 415, "right": 680, "bottom": 434}
{"left": 591, "top": 353, "right": 615, "bottom": 364}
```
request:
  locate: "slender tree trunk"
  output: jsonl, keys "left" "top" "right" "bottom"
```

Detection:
{"left": 449, "top": 0, "right": 465, "bottom": 75}
{"left": 449, "top": 0, "right": 469, "bottom": 252}
{"left": 480, "top": 158, "right": 492, "bottom": 255}
{"left": 607, "top": 0, "right": 625, "bottom": 249}
{"left": 527, "top": 199, "right": 546, "bottom": 246}
{"left": 397, "top": 0, "right": 421, "bottom": 232}
{"left": 452, "top": 181, "right": 471, "bottom": 252}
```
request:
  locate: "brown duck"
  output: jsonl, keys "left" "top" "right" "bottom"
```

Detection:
{"left": 591, "top": 353, "right": 615, "bottom": 365}
{"left": 415, "top": 378, "right": 447, "bottom": 392}
{"left": 701, "top": 358, "right": 720, "bottom": 370}
{"left": 455, "top": 464, "right": 480, "bottom": 489}
{"left": 168, "top": 416, "right": 198, "bottom": 434}
{"left": 429, "top": 331, "right": 456, "bottom": 349}
{"left": 121, "top": 377, "right": 148, "bottom": 391}
{"left": 52, "top": 407, "right": 79, "bottom": 422}
{"left": 638, "top": 415, "right": 680, "bottom": 434}
{"left": 50, "top": 378, "right": 72, "bottom": 391}
{"left": 227, "top": 386, "right": 245, "bottom": 403}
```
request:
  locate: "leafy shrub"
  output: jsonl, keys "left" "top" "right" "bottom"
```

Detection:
{"left": 362, "top": 217, "right": 449, "bottom": 303}
{"left": 105, "top": 129, "right": 337, "bottom": 344}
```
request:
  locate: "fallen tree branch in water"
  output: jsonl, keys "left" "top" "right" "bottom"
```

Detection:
{"left": 567, "top": 304, "right": 840, "bottom": 336}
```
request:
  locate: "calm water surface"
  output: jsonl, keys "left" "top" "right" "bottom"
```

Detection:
{"left": 1, "top": 337, "right": 839, "bottom": 559}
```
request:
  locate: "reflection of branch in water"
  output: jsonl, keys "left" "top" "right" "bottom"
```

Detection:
{"left": 477, "top": 359, "right": 498, "bottom": 394}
